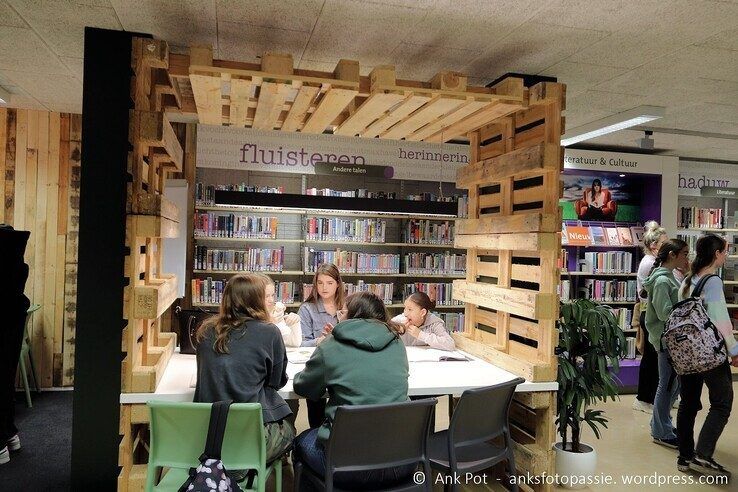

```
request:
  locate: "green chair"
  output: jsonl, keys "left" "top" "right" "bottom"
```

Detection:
{"left": 18, "top": 304, "right": 41, "bottom": 408}
{"left": 146, "top": 400, "right": 282, "bottom": 492}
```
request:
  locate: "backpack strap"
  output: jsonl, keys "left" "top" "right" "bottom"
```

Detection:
{"left": 693, "top": 274, "right": 720, "bottom": 299}
{"left": 203, "top": 400, "right": 233, "bottom": 460}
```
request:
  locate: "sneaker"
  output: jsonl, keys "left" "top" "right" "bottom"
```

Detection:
{"left": 677, "top": 456, "right": 691, "bottom": 472}
{"left": 653, "top": 437, "right": 679, "bottom": 449}
{"left": 632, "top": 399, "right": 654, "bottom": 414}
{"left": 691, "top": 456, "right": 731, "bottom": 478}
{"left": 6, "top": 435, "right": 20, "bottom": 452}
{"left": 0, "top": 447, "right": 8, "bottom": 465}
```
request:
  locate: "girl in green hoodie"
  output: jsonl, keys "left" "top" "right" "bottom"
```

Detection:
{"left": 293, "top": 291, "right": 414, "bottom": 489}
{"left": 642, "top": 238, "right": 689, "bottom": 449}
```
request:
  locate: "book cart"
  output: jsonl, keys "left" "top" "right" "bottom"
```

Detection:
{"left": 116, "top": 38, "right": 565, "bottom": 492}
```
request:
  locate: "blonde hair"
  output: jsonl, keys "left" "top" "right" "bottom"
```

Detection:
{"left": 196, "top": 273, "right": 272, "bottom": 354}
{"left": 305, "top": 263, "right": 345, "bottom": 308}
{"left": 642, "top": 220, "right": 666, "bottom": 255}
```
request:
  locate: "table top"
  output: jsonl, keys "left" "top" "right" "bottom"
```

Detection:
{"left": 120, "top": 346, "right": 557, "bottom": 404}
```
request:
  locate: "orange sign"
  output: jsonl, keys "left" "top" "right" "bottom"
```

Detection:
{"left": 566, "top": 226, "right": 593, "bottom": 246}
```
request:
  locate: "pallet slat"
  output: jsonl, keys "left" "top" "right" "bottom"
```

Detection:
{"left": 301, "top": 88, "right": 357, "bottom": 134}
{"left": 457, "top": 143, "right": 560, "bottom": 188}
{"left": 453, "top": 279, "right": 557, "bottom": 320}
{"left": 282, "top": 85, "right": 319, "bottom": 132}
{"left": 455, "top": 232, "right": 559, "bottom": 252}
{"left": 334, "top": 92, "right": 405, "bottom": 137}
{"left": 382, "top": 96, "right": 466, "bottom": 140}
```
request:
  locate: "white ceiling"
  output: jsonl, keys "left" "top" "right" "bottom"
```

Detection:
{"left": 1, "top": 0, "right": 737, "bottom": 160}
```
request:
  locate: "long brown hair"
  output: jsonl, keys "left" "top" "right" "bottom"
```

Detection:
{"left": 305, "top": 263, "right": 345, "bottom": 307}
{"left": 680, "top": 234, "right": 726, "bottom": 298}
{"left": 345, "top": 291, "right": 404, "bottom": 336}
{"left": 196, "top": 273, "right": 272, "bottom": 354}
{"left": 406, "top": 291, "right": 436, "bottom": 323}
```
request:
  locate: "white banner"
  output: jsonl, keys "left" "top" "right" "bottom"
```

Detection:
{"left": 196, "top": 125, "right": 469, "bottom": 182}
{"left": 678, "top": 160, "right": 738, "bottom": 197}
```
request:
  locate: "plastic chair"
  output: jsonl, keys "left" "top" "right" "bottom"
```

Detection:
{"left": 428, "top": 378, "right": 526, "bottom": 492}
{"left": 146, "top": 401, "right": 283, "bottom": 492}
{"left": 294, "top": 398, "right": 436, "bottom": 492}
{"left": 18, "top": 304, "right": 41, "bottom": 408}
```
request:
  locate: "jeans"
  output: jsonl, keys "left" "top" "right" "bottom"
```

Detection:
{"left": 651, "top": 350, "right": 679, "bottom": 440}
{"left": 294, "top": 428, "right": 417, "bottom": 490}
{"left": 677, "top": 362, "right": 733, "bottom": 460}
{"left": 636, "top": 311, "right": 659, "bottom": 404}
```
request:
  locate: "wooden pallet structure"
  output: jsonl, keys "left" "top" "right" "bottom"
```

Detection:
{"left": 119, "top": 37, "right": 183, "bottom": 491}
{"left": 452, "top": 81, "right": 565, "bottom": 492}
{"left": 182, "top": 47, "right": 524, "bottom": 141}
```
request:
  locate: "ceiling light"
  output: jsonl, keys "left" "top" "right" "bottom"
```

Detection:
{"left": 619, "top": 174, "right": 625, "bottom": 177}
{"left": 0, "top": 86, "right": 10, "bottom": 104}
{"left": 561, "top": 106, "right": 665, "bottom": 147}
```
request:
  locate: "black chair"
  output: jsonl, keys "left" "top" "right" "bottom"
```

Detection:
{"left": 294, "top": 398, "right": 436, "bottom": 492}
{"left": 428, "top": 378, "right": 526, "bottom": 492}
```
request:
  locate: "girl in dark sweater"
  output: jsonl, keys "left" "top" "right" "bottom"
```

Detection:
{"left": 194, "top": 273, "right": 294, "bottom": 462}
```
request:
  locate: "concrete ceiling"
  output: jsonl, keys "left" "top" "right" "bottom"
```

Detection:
{"left": 0, "top": 0, "right": 737, "bottom": 160}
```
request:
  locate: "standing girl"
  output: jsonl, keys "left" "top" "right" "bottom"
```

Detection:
{"left": 634, "top": 220, "right": 667, "bottom": 413}
{"left": 677, "top": 234, "right": 738, "bottom": 476}
{"left": 194, "top": 273, "right": 294, "bottom": 462}
{"left": 642, "top": 239, "right": 689, "bottom": 449}
{"left": 393, "top": 291, "right": 455, "bottom": 351}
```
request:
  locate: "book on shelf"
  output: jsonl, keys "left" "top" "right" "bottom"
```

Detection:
{"left": 344, "top": 281, "right": 395, "bottom": 305}
{"left": 605, "top": 227, "right": 620, "bottom": 246}
{"left": 617, "top": 227, "right": 634, "bottom": 246}
{"left": 457, "top": 197, "right": 468, "bottom": 218}
{"left": 590, "top": 226, "right": 607, "bottom": 246}
{"left": 581, "top": 251, "right": 633, "bottom": 274}
{"left": 565, "top": 225, "right": 592, "bottom": 246}
{"left": 194, "top": 246, "right": 285, "bottom": 272}
{"left": 404, "top": 252, "right": 466, "bottom": 275}
{"left": 679, "top": 207, "right": 723, "bottom": 229}
{"left": 559, "top": 280, "right": 571, "bottom": 301}
{"left": 306, "top": 217, "right": 387, "bottom": 243}
{"left": 303, "top": 248, "right": 400, "bottom": 274}
{"left": 404, "top": 219, "right": 454, "bottom": 245}
{"left": 438, "top": 312, "right": 465, "bottom": 333}
{"left": 610, "top": 307, "right": 633, "bottom": 330}
{"left": 192, "top": 277, "right": 225, "bottom": 305}
{"left": 561, "top": 224, "right": 568, "bottom": 245}
{"left": 195, "top": 213, "right": 278, "bottom": 239}
{"left": 275, "top": 281, "right": 299, "bottom": 304}
{"left": 403, "top": 282, "right": 462, "bottom": 306}
{"left": 195, "top": 182, "right": 283, "bottom": 206}
{"left": 580, "top": 279, "right": 637, "bottom": 303}
{"left": 630, "top": 226, "right": 645, "bottom": 244}
{"left": 558, "top": 249, "right": 569, "bottom": 270}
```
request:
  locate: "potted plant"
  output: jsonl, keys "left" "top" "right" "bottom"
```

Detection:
{"left": 554, "top": 299, "right": 627, "bottom": 489}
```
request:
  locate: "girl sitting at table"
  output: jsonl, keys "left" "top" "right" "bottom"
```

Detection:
{"left": 293, "top": 291, "right": 413, "bottom": 489}
{"left": 264, "top": 276, "right": 302, "bottom": 348}
{"left": 194, "top": 273, "right": 294, "bottom": 462}
{"left": 392, "top": 291, "right": 456, "bottom": 351}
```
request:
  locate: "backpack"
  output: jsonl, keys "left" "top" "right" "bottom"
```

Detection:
{"left": 179, "top": 400, "right": 243, "bottom": 492}
{"left": 662, "top": 274, "right": 728, "bottom": 376}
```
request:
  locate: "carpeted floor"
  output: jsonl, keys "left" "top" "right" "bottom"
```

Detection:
{"left": 3, "top": 391, "right": 73, "bottom": 491}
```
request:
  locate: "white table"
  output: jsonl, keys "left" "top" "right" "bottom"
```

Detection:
{"left": 120, "top": 347, "right": 557, "bottom": 404}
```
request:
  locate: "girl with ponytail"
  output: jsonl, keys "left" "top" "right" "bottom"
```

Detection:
{"left": 634, "top": 220, "right": 667, "bottom": 413}
{"left": 642, "top": 239, "right": 689, "bottom": 449}
{"left": 675, "top": 234, "right": 738, "bottom": 476}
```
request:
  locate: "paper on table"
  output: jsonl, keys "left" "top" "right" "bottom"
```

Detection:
{"left": 406, "top": 348, "right": 471, "bottom": 362}
{"left": 287, "top": 349, "right": 313, "bottom": 364}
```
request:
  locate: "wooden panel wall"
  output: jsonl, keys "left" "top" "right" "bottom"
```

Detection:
{"left": 1, "top": 108, "right": 82, "bottom": 387}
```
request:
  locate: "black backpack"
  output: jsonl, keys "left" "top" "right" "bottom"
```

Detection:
{"left": 179, "top": 400, "right": 243, "bottom": 492}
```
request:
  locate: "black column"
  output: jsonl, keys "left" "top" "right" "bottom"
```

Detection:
{"left": 71, "top": 27, "right": 148, "bottom": 489}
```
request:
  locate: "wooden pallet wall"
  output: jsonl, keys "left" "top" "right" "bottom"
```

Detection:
{"left": 1, "top": 108, "right": 82, "bottom": 387}
{"left": 452, "top": 81, "right": 565, "bottom": 492}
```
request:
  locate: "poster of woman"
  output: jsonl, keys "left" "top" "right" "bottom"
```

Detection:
{"left": 560, "top": 171, "right": 656, "bottom": 223}
{"left": 576, "top": 178, "right": 618, "bottom": 220}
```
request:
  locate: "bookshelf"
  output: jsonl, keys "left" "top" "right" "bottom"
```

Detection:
{"left": 190, "top": 190, "right": 467, "bottom": 314}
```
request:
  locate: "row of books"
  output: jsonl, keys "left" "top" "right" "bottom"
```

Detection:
{"left": 403, "top": 219, "right": 455, "bottom": 245}
{"left": 306, "top": 188, "right": 398, "bottom": 199}
{"left": 563, "top": 223, "right": 645, "bottom": 247}
{"left": 195, "top": 182, "right": 284, "bottom": 206}
{"left": 194, "top": 246, "right": 285, "bottom": 271}
{"left": 195, "top": 213, "right": 278, "bottom": 239}
{"left": 192, "top": 278, "right": 225, "bottom": 305}
{"left": 404, "top": 252, "right": 466, "bottom": 275}
{"left": 403, "top": 282, "right": 463, "bottom": 306}
{"left": 679, "top": 207, "right": 724, "bottom": 229}
{"left": 580, "top": 279, "right": 637, "bottom": 303}
{"left": 346, "top": 282, "right": 394, "bottom": 305}
{"left": 439, "top": 312, "right": 465, "bottom": 333}
{"left": 610, "top": 307, "right": 633, "bottom": 330}
{"left": 304, "top": 249, "right": 400, "bottom": 274}
{"left": 306, "top": 217, "right": 387, "bottom": 243}
{"left": 578, "top": 251, "right": 634, "bottom": 274}
{"left": 558, "top": 249, "right": 569, "bottom": 270}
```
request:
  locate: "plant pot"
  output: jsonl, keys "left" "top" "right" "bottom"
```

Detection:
{"left": 553, "top": 442, "right": 597, "bottom": 489}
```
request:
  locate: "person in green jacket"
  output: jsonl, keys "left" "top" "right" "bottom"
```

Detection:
{"left": 293, "top": 291, "right": 414, "bottom": 489}
{"left": 642, "top": 238, "right": 689, "bottom": 449}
